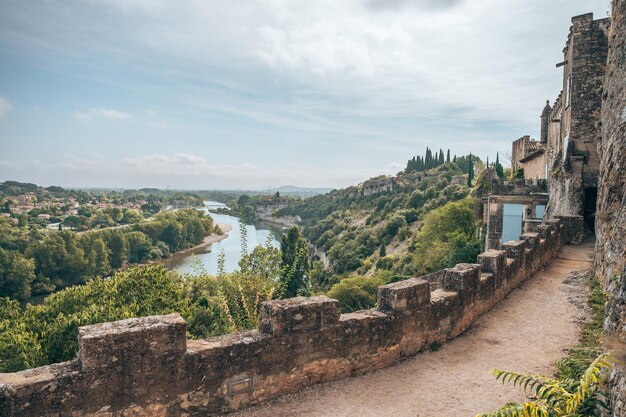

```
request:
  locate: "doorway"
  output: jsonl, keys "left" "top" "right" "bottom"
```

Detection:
{"left": 502, "top": 203, "right": 524, "bottom": 244}
{"left": 583, "top": 187, "right": 597, "bottom": 233}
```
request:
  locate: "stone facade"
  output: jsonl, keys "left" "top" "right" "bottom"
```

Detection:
{"left": 0, "top": 220, "right": 569, "bottom": 417}
{"left": 511, "top": 135, "right": 531, "bottom": 172}
{"left": 546, "top": 13, "right": 609, "bottom": 233}
{"left": 596, "top": 1, "right": 626, "bottom": 415}
{"left": 511, "top": 134, "right": 547, "bottom": 180}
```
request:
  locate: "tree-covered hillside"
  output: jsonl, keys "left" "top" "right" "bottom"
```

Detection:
{"left": 279, "top": 161, "right": 483, "bottom": 287}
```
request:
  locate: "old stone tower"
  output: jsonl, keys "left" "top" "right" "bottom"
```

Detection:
{"left": 545, "top": 13, "right": 609, "bottom": 234}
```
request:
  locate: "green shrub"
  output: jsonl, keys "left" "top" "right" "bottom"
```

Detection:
{"left": 327, "top": 275, "right": 383, "bottom": 313}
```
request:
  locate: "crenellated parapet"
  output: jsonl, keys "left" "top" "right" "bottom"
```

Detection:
{"left": 0, "top": 218, "right": 574, "bottom": 417}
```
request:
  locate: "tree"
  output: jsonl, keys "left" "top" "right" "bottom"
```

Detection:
{"left": 279, "top": 226, "right": 310, "bottom": 298}
{"left": 105, "top": 231, "right": 127, "bottom": 269}
{"left": 495, "top": 153, "right": 505, "bottom": 179}
{"left": 121, "top": 209, "right": 143, "bottom": 224}
{"left": 467, "top": 153, "right": 474, "bottom": 187}
{"left": 478, "top": 354, "right": 611, "bottom": 417}
{"left": 17, "top": 214, "right": 28, "bottom": 228}
{"left": 0, "top": 298, "right": 45, "bottom": 372}
{"left": 446, "top": 149, "right": 451, "bottom": 164}
{"left": 327, "top": 276, "right": 383, "bottom": 313}
{"left": 0, "top": 248, "right": 36, "bottom": 300}
{"left": 86, "top": 237, "right": 109, "bottom": 277}
{"left": 125, "top": 231, "right": 152, "bottom": 263}
{"left": 62, "top": 215, "right": 85, "bottom": 229}
{"left": 160, "top": 222, "right": 183, "bottom": 251}
{"left": 412, "top": 197, "right": 480, "bottom": 274}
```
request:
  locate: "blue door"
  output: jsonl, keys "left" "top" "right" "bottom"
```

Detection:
{"left": 502, "top": 204, "right": 523, "bottom": 244}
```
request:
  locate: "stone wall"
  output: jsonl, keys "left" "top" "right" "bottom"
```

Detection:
{"left": 596, "top": 1, "right": 626, "bottom": 415}
{"left": 547, "top": 13, "right": 609, "bottom": 227}
{"left": 511, "top": 135, "right": 531, "bottom": 171}
{"left": 0, "top": 220, "right": 568, "bottom": 417}
{"left": 489, "top": 179, "right": 548, "bottom": 196}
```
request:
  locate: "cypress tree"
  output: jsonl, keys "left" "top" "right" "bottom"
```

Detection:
{"left": 495, "top": 152, "right": 505, "bottom": 178}
{"left": 446, "top": 149, "right": 451, "bottom": 163}
{"left": 467, "top": 153, "right": 474, "bottom": 187}
{"left": 438, "top": 149, "right": 444, "bottom": 165}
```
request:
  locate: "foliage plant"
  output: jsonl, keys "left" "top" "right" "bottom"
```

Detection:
{"left": 327, "top": 275, "right": 383, "bottom": 313}
{"left": 477, "top": 354, "right": 611, "bottom": 417}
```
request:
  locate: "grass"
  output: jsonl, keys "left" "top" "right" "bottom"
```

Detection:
{"left": 555, "top": 270, "right": 605, "bottom": 380}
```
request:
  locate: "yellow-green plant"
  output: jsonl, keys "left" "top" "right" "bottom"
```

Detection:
{"left": 477, "top": 354, "right": 610, "bottom": 417}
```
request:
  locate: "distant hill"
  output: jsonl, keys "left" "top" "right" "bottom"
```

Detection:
{"left": 270, "top": 185, "right": 333, "bottom": 196}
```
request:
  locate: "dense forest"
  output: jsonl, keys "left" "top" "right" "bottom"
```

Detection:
{"left": 0, "top": 209, "right": 219, "bottom": 300}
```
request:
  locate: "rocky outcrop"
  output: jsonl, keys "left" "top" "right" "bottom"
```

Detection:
{"left": 361, "top": 176, "right": 395, "bottom": 196}
{"left": 596, "top": 1, "right": 626, "bottom": 414}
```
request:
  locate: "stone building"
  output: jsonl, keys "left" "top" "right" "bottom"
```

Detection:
{"left": 511, "top": 134, "right": 546, "bottom": 179}
{"left": 510, "top": 100, "right": 553, "bottom": 180}
{"left": 544, "top": 12, "right": 609, "bottom": 233}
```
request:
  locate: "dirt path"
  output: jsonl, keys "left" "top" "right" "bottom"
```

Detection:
{"left": 230, "top": 243, "right": 594, "bottom": 417}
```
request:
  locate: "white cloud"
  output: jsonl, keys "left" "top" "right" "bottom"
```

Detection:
{"left": 0, "top": 96, "right": 13, "bottom": 119}
{"left": 74, "top": 108, "right": 131, "bottom": 121}
{"left": 56, "top": 0, "right": 602, "bottom": 128}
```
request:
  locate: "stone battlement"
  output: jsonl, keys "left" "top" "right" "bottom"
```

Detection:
{"left": 0, "top": 218, "right": 570, "bottom": 417}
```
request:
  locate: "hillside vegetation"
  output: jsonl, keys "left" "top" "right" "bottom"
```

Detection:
{"left": 279, "top": 162, "right": 483, "bottom": 294}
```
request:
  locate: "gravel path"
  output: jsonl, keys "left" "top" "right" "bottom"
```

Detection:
{"left": 229, "top": 242, "right": 594, "bottom": 417}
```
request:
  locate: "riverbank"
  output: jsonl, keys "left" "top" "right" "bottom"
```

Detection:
{"left": 161, "top": 222, "right": 233, "bottom": 266}
{"left": 21, "top": 223, "right": 235, "bottom": 308}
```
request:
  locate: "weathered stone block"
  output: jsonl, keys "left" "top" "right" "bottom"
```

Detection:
{"left": 521, "top": 232, "right": 540, "bottom": 252}
{"left": 378, "top": 278, "right": 430, "bottom": 312}
{"left": 535, "top": 224, "right": 551, "bottom": 239}
{"left": 442, "top": 263, "right": 480, "bottom": 293}
{"left": 502, "top": 240, "right": 526, "bottom": 262}
{"left": 477, "top": 250, "right": 505, "bottom": 276}
{"left": 259, "top": 296, "right": 340, "bottom": 335}
{"left": 78, "top": 313, "right": 187, "bottom": 371}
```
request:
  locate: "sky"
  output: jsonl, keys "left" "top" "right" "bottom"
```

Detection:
{"left": 0, "top": 0, "right": 609, "bottom": 190}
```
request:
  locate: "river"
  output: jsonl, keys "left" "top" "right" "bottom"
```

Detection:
{"left": 21, "top": 202, "right": 279, "bottom": 308}
{"left": 163, "top": 201, "right": 281, "bottom": 275}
